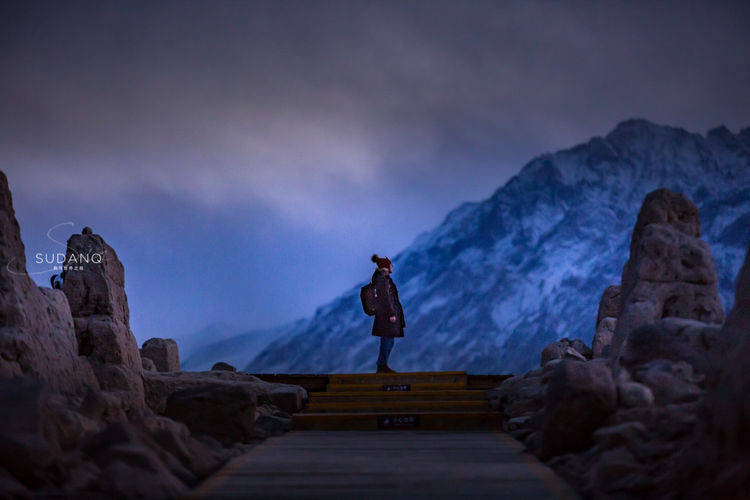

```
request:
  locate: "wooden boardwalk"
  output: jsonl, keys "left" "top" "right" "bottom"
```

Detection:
{"left": 190, "top": 431, "right": 578, "bottom": 499}
{"left": 294, "top": 371, "right": 503, "bottom": 431}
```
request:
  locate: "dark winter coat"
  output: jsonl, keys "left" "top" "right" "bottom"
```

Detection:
{"left": 371, "top": 269, "right": 405, "bottom": 338}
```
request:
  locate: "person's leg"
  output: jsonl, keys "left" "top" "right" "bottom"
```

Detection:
{"left": 377, "top": 337, "right": 394, "bottom": 366}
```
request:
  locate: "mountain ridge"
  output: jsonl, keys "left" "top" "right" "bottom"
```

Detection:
{"left": 195, "top": 119, "right": 750, "bottom": 374}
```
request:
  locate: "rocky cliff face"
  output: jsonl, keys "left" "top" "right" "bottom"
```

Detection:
{"left": 249, "top": 120, "right": 750, "bottom": 374}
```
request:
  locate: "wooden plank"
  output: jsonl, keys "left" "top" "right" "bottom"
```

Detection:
{"left": 304, "top": 400, "right": 488, "bottom": 413}
{"left": 328, "top": 371, "right": 467, "bottom": 386}
{"left": 308, "top": 389, "right": 485, "bottom": 402}
{"left": 189, "top": 431, "right": 579, "bottom": 499}
{"left": 326, "top": 382, "right": 467, "bottom": 392}
{"left": 292, "top": 411, "right": 502, "bottom": 431}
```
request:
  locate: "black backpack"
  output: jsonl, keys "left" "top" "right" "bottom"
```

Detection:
{"left": 360, "top": 283, "right": 378, "bottom": 316}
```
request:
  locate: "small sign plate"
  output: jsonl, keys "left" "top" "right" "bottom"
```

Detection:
{"left": 377, "top": 415, "right": 420, "bottom": 429}
{"left": 382, "top": 384, "right": 411, "bottom": 392}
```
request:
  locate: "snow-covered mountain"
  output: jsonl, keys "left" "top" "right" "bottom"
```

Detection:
{"left": 244, "top": 119, "right": 750, "bottom": 374}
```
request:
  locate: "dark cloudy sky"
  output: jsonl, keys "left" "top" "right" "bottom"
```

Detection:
{"left": 2, "top": 1, "right": 749, "bottom": 347}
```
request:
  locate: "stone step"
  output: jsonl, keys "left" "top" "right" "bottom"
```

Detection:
{"left": 293, "top": 411, "right": 502, "bottom": 431}
{"left": 327, "top": 371, "right": 467, "bottom": 386}
{"left": 305, "top": 400, "right": 488, "bottom": 413}
{"left": 326, "top": 381, "right": 467, "bottom": 392}
{"left": 308, "top": 389, "right": 485, "bottom": 403}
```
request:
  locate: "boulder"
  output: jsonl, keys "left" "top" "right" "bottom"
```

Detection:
{"left": 211, "top": 362, "right": 237, "bottom": 372}
{"left": 62, "top": 229, "right": 144, "bottom": 411}
{"left": 593, "top": 317, "right": 616, "bottom": 358}
{"left": 540, "top": 360, "right": 617, "bottom": 459}
{"left": 164, "top": 385, "right": 257, "bottom": 444}
{"left": 611, "top": 189, "right": 724, "bottom": 358}
{"left": 0, "top": 172, "right": 97, "bottom": 394}
{"left": 141, "top": 338, "right": 180, "bottom": 372}
{"left": 143, "top": 370, "right": 306, "bottom": 416}
{"left": 540, "top": 338, "right": 591, "bottom": 366}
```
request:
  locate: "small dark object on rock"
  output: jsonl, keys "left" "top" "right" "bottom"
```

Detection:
{"left": 82, "top": 226, "right": 93, "bottom": 235}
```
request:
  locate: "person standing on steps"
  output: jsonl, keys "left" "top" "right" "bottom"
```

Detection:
{"left": 370, "top": 254, "right": 405, "bottom": 373}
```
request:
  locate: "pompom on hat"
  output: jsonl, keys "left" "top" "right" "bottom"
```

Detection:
{"left": 371, "top": 254, "right": 392, "bottom": 269}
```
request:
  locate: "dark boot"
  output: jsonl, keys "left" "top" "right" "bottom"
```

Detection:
{"left": 376, "top": 364, "right": 387, "bottom": 373}
{"left": 382, "top": 364, "right": 396, "bottom": 374}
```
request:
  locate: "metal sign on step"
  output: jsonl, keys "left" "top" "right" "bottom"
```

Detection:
{"left": 377, "top": 415, "right": 420, "bottom": 429}
{"left": 382, "top": 384, "right": 410, "bottom": 391}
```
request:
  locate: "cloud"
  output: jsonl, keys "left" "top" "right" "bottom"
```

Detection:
{"left": 1, "top": 0, "right": 749, "bottom": 230}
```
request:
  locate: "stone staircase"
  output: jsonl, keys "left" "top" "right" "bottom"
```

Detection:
{"left": 293, "top": 371, "right": 503, "bottom": 431}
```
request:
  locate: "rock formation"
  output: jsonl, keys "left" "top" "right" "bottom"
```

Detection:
{"left": 487, "top": 189, "right": 747, "bottom": 498}
{"left": 0, "top": 171, "right": 307, "bottom": 498}
{"left": 540, "top": 359, "right": 617, "bottom": 459}
{"left": 611, "top": 188, "right": 724, "bottom": 357}
{"left": 141, "top": 338, "right": 180, "bottom": 372}
{"left": 143, "top": 370, "right": 306, "bottom": 417}
{"left": 0, "top": 172, "right": 97, "bottom": 394}
{"left": 679, "top": 241, "right": 750, "bottom": 496}
{"left": 62, "top": 228, "right": 146, "bottom": 413}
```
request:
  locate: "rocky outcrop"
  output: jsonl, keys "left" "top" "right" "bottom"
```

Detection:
{"left": 144, "top": 371, "right": 304, "bottom": 441}
{"left": 0, "top": 171, "right": 306, "bottom": 498}
{"left": 0, "top": 172, "right": 97, "bottom": 395}
{"left": 143, "top": 370, "right": 306, "bottom": 416}
{"left": 488, "top": 190, "right": 745, "bottom": 498}
{"left": 540, "top": 360, "right": 617, "bottom": 459}
{"left": 141, "top": 338, "right": 180, "bottom": 372}
{"left": 679, "top": 243, "right": 750, "bottom": 496}
{"left": 62, "top": 229, "right": 145, "bottom": 412}
{"left": 164, "top": 385, "right": 258, "bottom": 444}
{"left": 611, "top": 189, "right": 724, "bottom": 357}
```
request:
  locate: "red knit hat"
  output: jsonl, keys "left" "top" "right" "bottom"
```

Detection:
{"left": 371, "top": 254, "right": 392, "bottom": 268}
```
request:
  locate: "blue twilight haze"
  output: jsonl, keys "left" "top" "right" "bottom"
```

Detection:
{"left": 1, "top": 2, "right": 749, "bottom": 363}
